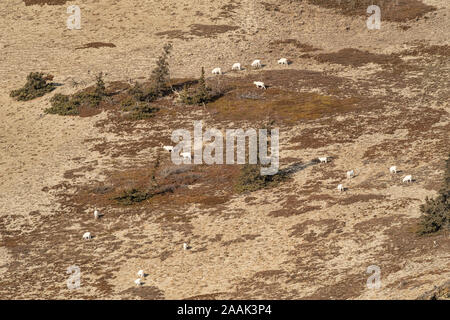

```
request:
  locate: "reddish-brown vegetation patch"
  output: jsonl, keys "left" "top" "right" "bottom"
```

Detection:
{"left": 23, "top": 0, "right": 67, "bottom": 5}
{"left": 306, "top": 0, "right": 436, "bottom": 22}
{"left": 314, "top": 48, "right": 402, "bottom": 67}
{"left": 270, "top": 39, "right": 320, "bottom": 52}
{"left": 75, "top": 42, "right": 117, "bottom": 50}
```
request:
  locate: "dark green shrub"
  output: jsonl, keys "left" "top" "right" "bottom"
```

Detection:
{"left": 10, "top": 72, "right": 56, "bottom": 101}
{"left": 45, "top": 93, "right": 79, "bottom": 115}
{"left": 113, "top": 188, "right": 151, "bottom": 205}
{"left": 129, "top": 82, "right": 158, "bottom": 103}
{"left": 234, "top": 164, "right": 286, "bottom": 193}
{"left": 45, "top": 72, "right": 107, "bottom": 115}
{"left": 418, "top": 153, "right": 450, "bottom": 235}
{"left": 179, "top": 67, "right": 212, "bottom": 105}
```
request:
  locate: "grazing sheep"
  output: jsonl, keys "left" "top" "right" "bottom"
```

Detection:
{"left": 253, "top": 81, "right": 266, "bottom": 89}
{"left": 134, "top": 278, "right": 142, "bottom": 286}
{"left": 403, "top": 175, "right": 412, "bottom": 183}
{"left": 278, "top": 58, "right": 288, "bottom": 65}
{"left": 390, "top": 166, "right": 397, "bottom": 174}
{"left": 212, "top": 67, "right": 222, "bottom": 75}
{"left": 163, "top": 146, "right": 174, "bottom": 152}
{"left": 181, "top": 152, "right": 192, "bottom": 161}
{"left": 251, "top": 59, "right": 262, "bottom": 68}
{"left": 137, "top": 270, "right": 145, "bottom": 278}
{"left": 183, "top": 243, "right": 188, "bottom": 250}
{"left": 94, "top": 209, "right": 99, "bottom": 219}
{"left": 232, "top": 63, "right": 241, "bottom": 71}
{"left": 318, "top": 157, "right": 328, "bottom": 163}
{"left": 82, "top": 232, "right": 92, "bottom": 240}
{"left": 347, "top": 170, "right": 355, "bottom": 179}
{"left": 337, "top": 184, "right": 344, "bottom": 192}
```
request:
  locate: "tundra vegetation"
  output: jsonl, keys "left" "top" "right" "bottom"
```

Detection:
{"left": 10, "top": 72, "right": 56, "bottom": 101}
{"left": 418, "top": 153, "right": 450, "bottom": 235}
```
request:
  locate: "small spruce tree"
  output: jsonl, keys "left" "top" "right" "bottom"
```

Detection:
{"left": 150, "top": 43, "right": 173, "bottom": 97}
{"left": 418, "top": 153, "right": 450, "bottom": 234}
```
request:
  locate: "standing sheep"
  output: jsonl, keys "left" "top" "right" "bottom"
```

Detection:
{"left": 232, "top": 63, "right": 241, "bottom": 71}
{"left": 251, "top": 59, "right": 262, "bottom": 68}
{"left": 402, "top": 175, "right": 412, "bottom": 183}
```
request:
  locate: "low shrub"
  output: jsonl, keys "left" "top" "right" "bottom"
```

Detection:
{"left": 45, "top": 72, "right": 107, "bottom": 115}
{"left": 179, "top": 67, "right": 212, "bottom": 105}
{"left": 10, "top": 72, "right": 56, "bottom": 101}
{"left": 234, "top": 164, "right": 287, "bottom": 193}
{"left": 417, "top": 153, "right": 450, "bottom": 235}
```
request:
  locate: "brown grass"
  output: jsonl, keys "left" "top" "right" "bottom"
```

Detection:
{"left": 306, "top": 0, "right": 436, "bottom": 22}
{"left": 75, "top": 42, "right": 117, "bottom": 50}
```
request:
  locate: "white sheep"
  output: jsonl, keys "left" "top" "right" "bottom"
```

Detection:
{"left": 337, "top": 184, "right": 344, "bottom": 192}
{"left": 232, "top": 63, "right": 241, "bottom": 71}
{"left": 163, "top": 146, "right": 174, "bottom": 152}
{"left": 183, "top": 243, "right": 188, "bottom": 250}
{"left": 402, "top": 175, "right": 412, "bottom": 183}
{"left": 134, "top": 278, "right": 142, "bottom": 286}
{"left": 318, "top": 157, "right": 328, "bottom": 163}
{"left": 137, "top": 270, "right": 145, "bottom": 278}
{"left": 347, "top": 170, "right": 355, "bottom": 179}
{"left": 212, "top": 67, "right": 222, "bottom": 75}
{"left": 181, "top": 152, "right": 192, "bottom": 161}
{"left": 94, "top": 209, "right": 99, "bottom": 219}
{"left": 251, "top": 59, "right": 262, "bottom": 68}
{"left": 253, "top": 81, "right": 266, "bottom": 89}
{"left": 389, "top": 166, "right": 397, "bottom": 174}
{"left": 82, "top": 232, "right": 92, "bottom": 240}
{"left": 278, "top": 58, "right": 288, "bottom": 65}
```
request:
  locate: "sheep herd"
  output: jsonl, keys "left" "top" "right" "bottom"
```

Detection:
{"left": 316, "top": 157, "right": 414, "bottom": 192}
{"left": 78, "top": 61, "right": 416, "bottom": 288}
{"left": 211, "top": 58, "right": 290, "bottom": 90}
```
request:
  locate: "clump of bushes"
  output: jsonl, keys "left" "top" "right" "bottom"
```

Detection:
{"left": 179, "top": 67, "right": 212, "bottom": 105}
{"left": 118, "top": 43, "right": 173, "bottom": 119}
{"left": 121, "top": 83, "right": 160, "bottom": 119}
{"left": 113, "top": 188, "right": 151, "bottom": 205}
{"left": 234, "top": 164, "right": 287, "bottom": 193}
{"left": 45, "top": 72, "right": 107, "bottom": 115}
{"left": 10, "top": 72, "right": 56, "bottom": 101}
{"left": 417, "top": 153, "right": 450, "bottom": 235}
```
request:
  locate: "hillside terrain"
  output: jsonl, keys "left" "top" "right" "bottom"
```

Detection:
{"left": 0, "top": 0, "right": 448, "bottom": 299}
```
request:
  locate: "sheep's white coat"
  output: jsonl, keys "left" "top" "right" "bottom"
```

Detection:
{"left": 83, "top": 232, "right": 91, "bottom": 240}
{"left": 403, "top": 175, "right": 412, "bottom": 183}
{"left": 163, "top": 146, "right": 174, "bottom": 152}
{"left": 390, "top": 166, "right": 397, "bottom": 174}
{"left": 135, "top": 279, "right": 142, "bottom": 286}
{"left": 232, "top": 63, "right": 241, "bottom": 71}
{"left": 212, "top": 67, "right": 222, "bottom": 75}
{"left": 319, "top": 157, "right": 328, "bottom": 163}
{"left": 253, "top": 81, "right": 266, "bottom": 89}
{"left": 278, "top": 58, "right": 288, "bottom": 65}
{"left": 347, "top": 170, "right": 355, "bottom": 179}
{"left": 337, "top": 184, "right": 344, "bottom": 192}
{"left": 137, "top": 270, "right": 144, "bottom": 278}
{"left": 251, "top": 59, "right": 262, "bottom": 68}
